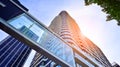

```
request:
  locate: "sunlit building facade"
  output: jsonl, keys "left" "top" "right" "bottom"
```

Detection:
{"left": 49, "top": 11, "right": 112, "bottom": 67}
{"left": 31, "top": 11, "right": 112, "bottom": 67}
{"left": 0, "top": 0, "right": 112, "bottom": 67}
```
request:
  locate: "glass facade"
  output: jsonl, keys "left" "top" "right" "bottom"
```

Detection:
{"left": 0, "top": 25, "right": 38, "bottom": 66}
{"left": 1, "top": 13, "right": 75, "bottom": 67}
{"left": 37, "top": 31, "right": 75, "bottom": 66}
{"left": 0, "top": 1, "right": 112, "bottom": 67}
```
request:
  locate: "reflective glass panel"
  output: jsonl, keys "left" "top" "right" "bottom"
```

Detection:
{"left": 7, "top": 13, "right": 75, "bottom": 67}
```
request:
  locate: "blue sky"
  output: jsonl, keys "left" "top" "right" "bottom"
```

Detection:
{"left": 0, "top": 0, "right": 120, "bottom": 66}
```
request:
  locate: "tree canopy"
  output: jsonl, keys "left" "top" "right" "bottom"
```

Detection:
{"left": 85, "top": 0, "right": 120, "bottom": 25}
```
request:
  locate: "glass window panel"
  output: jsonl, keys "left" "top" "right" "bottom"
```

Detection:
{"left": 7, "top": 13, "right": 75, "bottom": 67}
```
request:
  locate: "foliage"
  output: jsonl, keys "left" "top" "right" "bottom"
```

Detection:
{"left": 85, "top": 0, "right": 120, "bottom": 25}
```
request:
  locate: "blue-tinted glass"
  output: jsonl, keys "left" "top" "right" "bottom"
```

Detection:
{"left": 7, "top": 13, "right": 75, "bottom": 66}
{"left": 0, "top": 40, "right": 20, "bottom": 66}
{"left": 0, "top": 40, "right": 19, "bottom": 62}
{"left": 0, "top": 37, "right": 12, "bottom": 47}
{"left": 6, "top": 44, "right": 22, "bottom": 66}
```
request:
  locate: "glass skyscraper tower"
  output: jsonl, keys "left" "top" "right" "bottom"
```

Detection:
{"left": 0, "top": 0, "right": 112, "bottom": 67}
{"left": 31, "top": 11, "right": 112, "bottom": 67}
{"left": 49, "top": 11, "right": 112, "bottom": 67}
{"left": 0, "top": 26, "right": 38, "bottom": 66}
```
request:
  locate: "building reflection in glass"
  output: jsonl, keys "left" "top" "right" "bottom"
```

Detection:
{"left": 7, "top": 13, "right": 75, "bottom": 67}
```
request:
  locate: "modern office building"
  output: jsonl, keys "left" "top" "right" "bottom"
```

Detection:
{"left": 31, "top": 11, "right": 112, "bottom": 67}
{"left": 0, "top": 26, "right": 39, "bottom": 66}
{"left": 0, "top": 0, "right": 75, "bottom": 67}
{"left": 49, "top": 11, "right": 112, "bottom": 67}
{"left": 0, "top": 0, "right": 112, "bottom": 67}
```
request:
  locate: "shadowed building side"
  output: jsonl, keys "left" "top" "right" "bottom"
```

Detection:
{"left": 0, "top": 26, "right": 39, "bottom": 67}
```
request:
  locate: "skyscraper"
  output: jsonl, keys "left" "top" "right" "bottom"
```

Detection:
{"left": 31, "top": 11, "right": 112, "bottom": 67}
{"left": 49, "top": 11, "right": 112, "bottom": 67}
{"left": 0, "top": 0, "right": 112, "bottom": 66}
{"left": 0, "top": 26, "right": 38, "bottom": 67}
